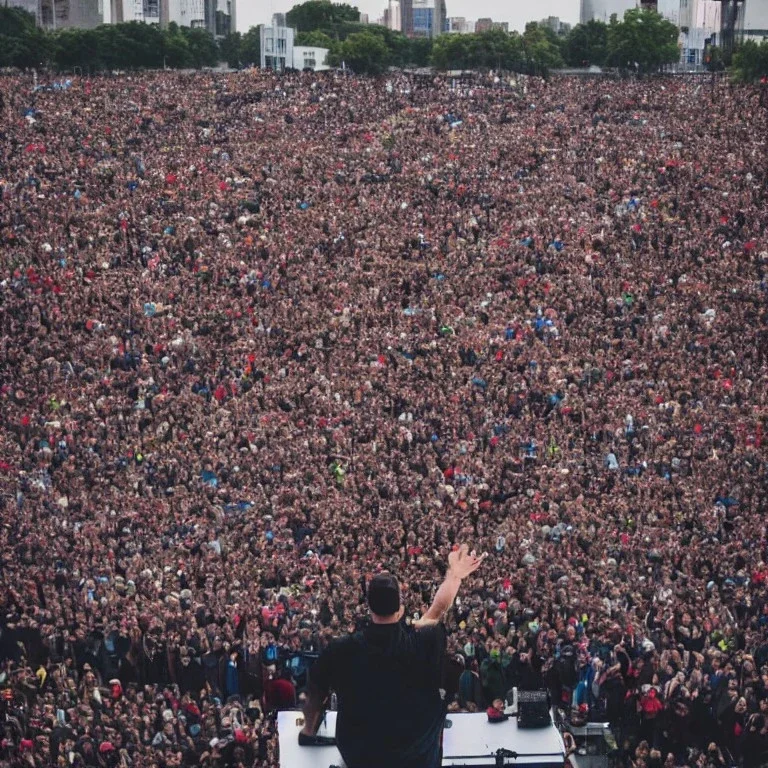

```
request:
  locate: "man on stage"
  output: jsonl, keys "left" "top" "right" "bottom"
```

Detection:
{"left": 299, "top": 544, "right": 485, "bottom": 768}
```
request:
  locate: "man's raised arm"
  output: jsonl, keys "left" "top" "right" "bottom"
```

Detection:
{"left": 416, "top": 544, "right": 485, "bottom": 627}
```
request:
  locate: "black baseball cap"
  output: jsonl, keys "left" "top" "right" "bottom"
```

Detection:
{"left": 367, "top": 573, "right": 400, "bottom": 616}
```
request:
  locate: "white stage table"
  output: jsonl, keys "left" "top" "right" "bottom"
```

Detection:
{"left": 278, "top": 711, "right": 566, "bottom": 767}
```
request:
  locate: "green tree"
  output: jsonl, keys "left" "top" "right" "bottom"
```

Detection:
{"left": 295, "top": 29, "right": 334, "bottom": 49}
{"left": 127, "top": 21, "right": 164, "bottom": 67}
{"left": 333, "top": 30, "right": 390, "bottom": 74}
{"left": 431, "top": 33, "right": 472, "bottom": 69}
{"left": 164, "top": 28, "right": 193, "bottom": 68}
{"left": 606, "top": 8, "right": 679, "bottom": 73}
{"left": 181, "top": 26, "right": 219, "bottom": 68}
{"left": 286, "top": 0, "right": 359, "bottom": 33}
{"left": 0, "top": 8, "right": 54, "bottom": 68}
{"left": 408, "top": 36, "right": 433, "bottom": 67}
{"left": 219, "top": 31, "right": 242, "bottom": 68}
{"left": 431, "top": 29, "right": 525, "bottom": 72}
{"left": 564, "top": 20, "right": 608, "bottom": 67}
{"left": 93, "top": 24, "right": 135, "bottom": 69}
{"left": 731, "top": 40, "right": 768, "bottom": 82}
{"left": 54, "top": 29, "right": 100, "bottom": 71}
{"left": 704, "top": 44, "right": 724, "bottom": 72}
{"left": 240, "top": 25, "right": 262, "bottom": 66}
{"left": 522, "top": 22, "right": 565, "bottom": 75}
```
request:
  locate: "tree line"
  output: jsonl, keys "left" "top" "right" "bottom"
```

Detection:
{"left": 0, "top": 7, "right": 221, "bottom": 71}
{"left": 2, "top": 1, "right": 767, "bottom": 82}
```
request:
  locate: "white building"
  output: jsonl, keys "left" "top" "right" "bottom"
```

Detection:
{"left": 540, "top": 15, "right": 572, "bottom": 35}
{"left": 445, "top": 16, "right": 474, "bottom": 32}
{"left": 110, "top": 0, "right": 157, "bottom": 22}
{"left": 30, "top": 0, "right": 104, "bottom": 28}
{"left": 582, "top": 0, "right": 724, "bottom": 68}
{"left": 7, "top": 0, "right": 40, "bottom": 19}
{"left": 260, "top": 16, "right": 329, "bottom": 71}
{"left": 741, "top": 0, "right": 768, "bottom": 42}
{"left": 384, "top": 0, "right": 401, "bottom": 31}
{"left": 9, "top": 0, "right": 107, "bottom": 27}
{"left": 167, "top": 0, "right": 207, "bottom": 28}
{"left": 260, "top": 16, "right": 295, "bottom": 71}
{"left": 580, "top": 0, "right": 636, "bottom": 24}
{"left": 108, "top": 0, "right": 233, "bottom": 35}
{"left": 293, "top": 45, "right": 330, "bottom": 70}
{"left": 655, "top": 0, "right": 680, "bottom": 24}
{"left": 656, "top": 0, "right": 721, "bottom": 67}
{"left": 411, "top": 0, "right": 445, "bottom": 37}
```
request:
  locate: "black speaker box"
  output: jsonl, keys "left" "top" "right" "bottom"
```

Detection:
{"left": 517, "top": 689, "right": 551, "bottom": 729}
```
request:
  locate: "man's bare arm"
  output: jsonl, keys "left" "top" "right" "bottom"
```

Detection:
{"left": 419, "top": 545, "right": 485, "bottom": 624}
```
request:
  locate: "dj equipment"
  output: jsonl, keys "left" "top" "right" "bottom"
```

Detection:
{"left": 278, "top": 710, "right": 566, "bottom": 767}
{"left": 517, "top": 690, "right": 552, "bottom": 729}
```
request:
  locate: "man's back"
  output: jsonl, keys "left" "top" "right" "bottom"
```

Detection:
{"left": 300, "top": 552, "right": 486, "bottom": 768}
{"left": 311, "top": 621, "right": 446, "bottom": 768}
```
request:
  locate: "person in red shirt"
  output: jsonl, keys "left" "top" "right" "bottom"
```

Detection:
{"left": 638, "top": 687, "right": 664, "bottom": 745}
{"left": 263, "top": 667, "right": 296, "bottom": 712}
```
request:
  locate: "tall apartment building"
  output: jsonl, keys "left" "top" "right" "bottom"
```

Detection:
{"left": 579, "top": 0, "right": 636, "bottom": 23}
{"left": 411, "top": 0, "right": 445, "bottom": 38}
{"left": 741, "top": 0, "right": 768, "bottom": 41}
{"left": 107, "top": 0, "right": 232, "bottom": 34}
{"left": 445, "top": 16, "right": 473, "bottom": 33}
{"left": 35, "top": 0, "right": 103, "bottom": 29}
{"left": 6, "top": 0, "right": 40, "bottom": 19}
{"left": 260, "top": 14, "right": 295, "bottom": 70}
{"left": 400, "top": 0, "right": 413, "bottom": 35}
{"left": 583, "top": 0, "right": 733, "bottom": 67}
{"left": 383, "top": 0, "right": 401, "bottom": 31}
{"left": 110, "top": 0, "right": 160, "bottom": 23}
{"left": 540, "top": 15, "right": 573, "bottom": 35}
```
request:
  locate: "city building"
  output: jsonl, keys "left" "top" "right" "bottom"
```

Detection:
{"left": 8, "top": 0, "right": 233, "bottom": 32}
{"left": 445, "top": 15, "right": 473, "bottom": 33}
{"left": 579, "top": 0, "right": 636, "bottom": 23}
{"left": 203, "top": 0, "right": 235, "bottom": 37}
{"left": 293, "top": 45, "right": 330, "bottom": 70}
{"left": 113, "top": 0, "right": 160, "bottom": 24}
{"left": 654, "top": 1, "right": 720, "bottom": 68}
{"left": 741, "top": 0, "right": 768, "bottom": 41}
{"left": 6, "top": 0, "right": 40, "bottom": 21}
{"left": 474, "top": 17, "right": 509, "bottom": 32}
{"left": 680, "top": 0, "right": 721, "bottom": 64}
{"left": 654, "top": 0, "right": 680, "bottom": 24}
{"left": 383, "top": 0, "right": 401, "bottom": 31}
{"left": 260, "top": 15, "right": 295, "bottom": 70}
{"left": 107, "top": 0, "right": 232, "bottom": 34}
{"left": 165, "top": 0, "right": 207, "bottom": 28}
{"left": 411, "top": 0, "right": 445, "bottom": 38}
{"left": 400, "top": 0, "right": 413, "bottom": 35}
{"left": 35, "top": 0, "right": 103, "bottom": 29}
{"left": 259, "top": 15, "right": 329, "bottom": 71}
{"left": 540, "top": 15, "right": 572, "bottom": 35}
{"left": 583, "top": 0, "right": 752, "bottom": 68}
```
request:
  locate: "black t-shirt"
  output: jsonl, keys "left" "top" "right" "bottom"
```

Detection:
{"left": 311, "top": 620, "right": 446, "bottom": 768}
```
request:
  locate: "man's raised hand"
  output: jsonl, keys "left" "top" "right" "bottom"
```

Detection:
{"left": 447, "top": 544, "right": 486, "bottom": 580}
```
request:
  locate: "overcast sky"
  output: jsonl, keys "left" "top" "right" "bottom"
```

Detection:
{"left": 241, "top": 0, "right": 580, "bottom": 33}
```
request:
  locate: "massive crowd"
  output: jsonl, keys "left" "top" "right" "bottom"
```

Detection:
{"left": 0, "top": 67, "right": 766, "bottom": 768}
